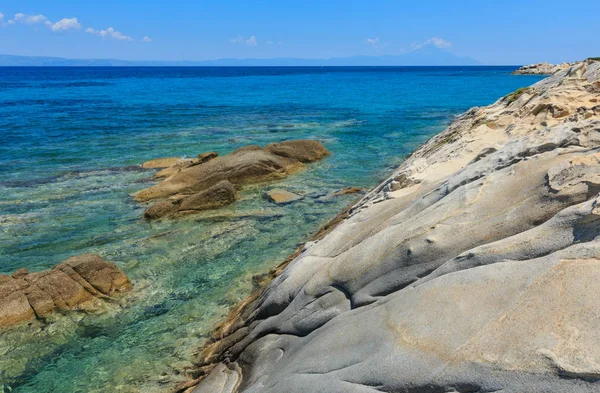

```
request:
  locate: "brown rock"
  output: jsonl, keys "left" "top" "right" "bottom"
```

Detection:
{"left": 0, "top": 254, "right": 131, "bottom": 329}
{"left": 197, "top": 151, "right": 218, "bottom": 164}
{"left": 141, "top": 157, "right": 185, "bottom": 169}
{"left": 265, "top": 189, "right": 303, "bottom": 204}
{"left": 332, "top": 187, "right": 365, "bottom": 197}
{"left": 0, "top": 292, "right": 35, "bottom": 328}
{"left": 177, "top": 180, "right": 238, "bottom": 212}
{"left": 144, "top": 200, "right": 178, "bottom": 220}
{"left": 134, "top": 140, "right": 329, "bottom": 202}
{"left": 266, "top": 140, "right": 330, "bottom": 163}
{"left": 145, "top": 181, "right": 238, "bottom": 219}
{"left": 12, "top": 268, "right": 29, "bottom": 279}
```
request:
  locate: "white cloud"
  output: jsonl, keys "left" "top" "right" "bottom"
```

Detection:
{"left": 412, "top": 37, "right": 452, "bottom": 50}
{"left": 9, "top": 13, "right": 48, "bottom": 25}
{"left": 0, "top": 12, "right": 4, "bottom": 20}
{"left": 51, "top": 18, "right": 81, "bottom": 32}
{"left": 86, "top": 26, "right": 132, "bottom": 41}
{"left": 142, "top": 36, "right": 152, "bottom": 43}
{"left": 365, "top": 37, "right": 380, "bottom": 47}
{"left": 230, "top": 34, "right": 258, "bottom": 46}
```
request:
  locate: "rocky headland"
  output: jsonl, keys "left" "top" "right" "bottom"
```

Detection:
{"left": 135, "top": 140, "right": 329, "bottom": 219}
{"left": 182, "top": 60, "right": 600, "bottom": 392}
{"left": 0, "top": 254, "right": 130, "bottom": 329}
{"left": 513, "top": 61, "right": 577, "bottom": 75}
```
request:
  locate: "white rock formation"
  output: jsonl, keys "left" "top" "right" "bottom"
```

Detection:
{"left": 513, "top": 61, "right": 575, "bottom": 75}
{"left": 190, "top": 61, "right": 600, "bottom": 393}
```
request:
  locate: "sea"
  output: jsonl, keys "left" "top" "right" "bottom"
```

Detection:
{"left": 0, "top": 66, "right": 544, "bottom": 392}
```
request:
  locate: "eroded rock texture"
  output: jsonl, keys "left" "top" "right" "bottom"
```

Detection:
{"left": 136, "top": 140, "right": 329, "bottom": 219}
{"left": 190, "top": 61, "right": 600, "bottom": 393}
{"left": 0, "top": 254, "right": 130, "bottom": 329}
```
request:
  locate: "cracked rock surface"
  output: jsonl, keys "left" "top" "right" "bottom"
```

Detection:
{"left": 191, "top": 61, "right": 600, "bottom": 393}
{"left": 0, "top": 254, "right": 131, "bottom": 329}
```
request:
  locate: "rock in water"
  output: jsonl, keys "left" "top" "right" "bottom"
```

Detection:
{"left": 190, "top": 61, "right": 600, "bottom": 392}
{"left": 152, "top": 152, "right": 219, "bottom": 180}
{"left": 134, "top": 140, "right": 328, "bottom": 202}
{"left": 264, "top": 189, "right": 303, "bottom": 204}
{"left": 0, "top": 254, "right": 130, "bottom": 329}
{"left": 145, "top": 180, "right": 238, "bottom": 219}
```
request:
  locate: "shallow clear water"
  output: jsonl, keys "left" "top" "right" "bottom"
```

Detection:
{"left": 0, "top": 66, "right": 543, "bottom": 392}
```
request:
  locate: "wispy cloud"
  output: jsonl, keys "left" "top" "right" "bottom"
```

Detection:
{"left": 8, "top": 13, "right": 49, "bottom": 25}
{"left": 51, "top": 18, "right": 81, "bottom": 32}
{"left": 230, "top": 34, "right": 258, "bottom": 46}
{"left": 365, "top": 37, "right": 380, "bottom": 47}
{"left": 85, "top": 27, "right": 133, "bottom": 41}
{"left": 364, "top": 37, "right": 390, "bottom": 49}
{"left": 2, "top": 11, "right": 143, "bottom": 41}
{"left": 412, "top": 37, "right": 452, "bottom": 50}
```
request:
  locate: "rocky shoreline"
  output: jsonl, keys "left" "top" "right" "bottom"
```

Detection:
{"left": 181, "top": 60, "right": 600, "bottom": 392}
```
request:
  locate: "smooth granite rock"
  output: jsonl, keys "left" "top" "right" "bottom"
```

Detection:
{"left": 0, "top": 254, "right": 131, "bottom": 329}
{"left": 187, "top": 61, "right": 600, "bottom": 393}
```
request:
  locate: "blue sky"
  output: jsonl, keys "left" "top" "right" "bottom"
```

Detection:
{"left": 0, "top": 0, "right": 598, "bottom": 64}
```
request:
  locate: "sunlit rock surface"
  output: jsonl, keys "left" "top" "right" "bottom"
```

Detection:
{"left": 191, "top": 61, "right": 600, "bottom": 392}
{"left": 0, "top": 254, "right": 131, "bottom": 329}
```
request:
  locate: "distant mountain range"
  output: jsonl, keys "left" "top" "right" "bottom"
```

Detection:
{"left": 0, "top": 47, "right": 480, "bottom": 66}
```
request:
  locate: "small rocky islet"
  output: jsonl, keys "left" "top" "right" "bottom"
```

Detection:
{"left": 136, "top": 139, "right": 332, "bottom": 219}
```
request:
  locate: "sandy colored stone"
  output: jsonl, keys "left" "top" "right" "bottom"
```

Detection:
{"left": 141, "top": 157, "right": 185, "bottom": 169}
{"left": 331, "top": 186, "right": 364, "bottom": 196}
{"left": 0, "top": 254, "right": 131, "bottom": 329}
{"left": 264, "top": 189, "right": 302, "bottom": 204}
{"left": 145, "top": 180, "right": 238, "bottom": 219}
{"left": 134, "top": 140, "right": 329, "bottom": 202}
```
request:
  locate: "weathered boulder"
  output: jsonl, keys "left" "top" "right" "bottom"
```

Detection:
{"left": 145, "top": 180, "right": 238, "bottom": 219}
{"left": 264, "top": 189, "right": 303, "bottom": 204}
{"left": 134, "top": 140, "right": 328, "bottom": 205}
{"left": 189, "top": 62, "right": 600, "bottom": 392}
{"left": 0, "top": 254, "right": 130, "bottom": 329}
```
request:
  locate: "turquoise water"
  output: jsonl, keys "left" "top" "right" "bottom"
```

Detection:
{"left": 0, "top": 66, "right": 543, "bottom": 392}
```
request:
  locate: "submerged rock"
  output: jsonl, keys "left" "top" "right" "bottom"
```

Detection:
{"left": 0, "top": 254, "right": 130, "bottom": 329}
{"left": 264, "top": 189, "right": 303, "bottom": 204}
{"left": 331, "top": 186, "right": 364, "bottom": 196}
{"left": 189, "top": 61, "right": 600, "bottom": 392}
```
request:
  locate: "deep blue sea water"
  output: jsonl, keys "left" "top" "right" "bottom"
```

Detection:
{"left": 0, "top": 66, "right": 543, "bottom": 392}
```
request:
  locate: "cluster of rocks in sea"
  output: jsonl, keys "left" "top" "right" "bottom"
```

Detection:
{"left": 185, "top": 61, "right": 600, "bottom": 393}
{"left": 136, "top": 140, "right": 330, "bottom": 219}
{"left": 0, "top": 254, "right": 130, "bottom": 329}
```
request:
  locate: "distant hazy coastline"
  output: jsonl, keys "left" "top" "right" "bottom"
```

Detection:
{"left": 0, "top": 47, "right": 480, "bottom": 66}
